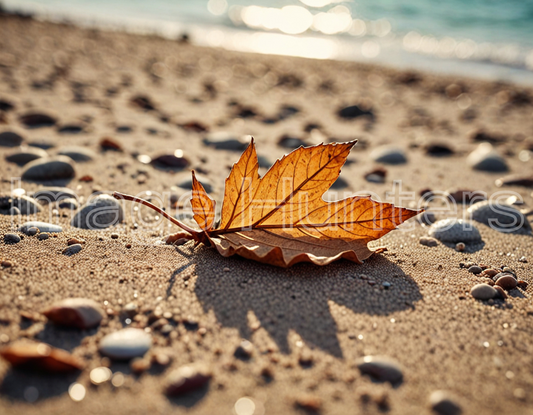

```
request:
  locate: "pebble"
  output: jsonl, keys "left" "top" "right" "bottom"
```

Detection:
{"left": 356, "top": 355, "right": 403, "bottom": 385}
{"left": 494, "top": 285, "right": 507, "bottom": 299}
{"left": 150, "top": 153, "right": 190, "bottom": 170}
{"left": 43, "top": 298, "right": 105, "bottom": 329}
{"left": 99, "top": 328, "right": 152, "bottom": 360}
{"left": 337, "top": 104, "right": 374, "bottom": 120}
{"left": 58, "top": 146, "right": 97, "bottom": 162}
{"left": 19, "top": 221, "right": 62, "bottom": 233}
{"left": 466, "top": 143, "right": 508, "bottom": 172}
{"left": 5, "top": 147, "right": 48, "bottom": 165}
{"left": 424, "top": 142, "right": 454, "bottom": 157}
{"left": 428, "top": 219, "right": 482, "bottom": 243}
{"left": 417, "top": 211, "right": 437, "bottom": 225}
{"left": 370, "top": 146, "right": 407, "bottom": 164}
{"left": 19, "top": 112, "right": 57, "bottom": 128}
{"left": 495, "top": 275, "right": 518, "bottom": 290}
{"left": 455, "top": 242, "right": 465, "bottom": 252}
{"left": 364, "top": 167, "right": 387, "bottom": 183}
{"left": 468, "top": 266, "right": 482, "bottom": 274}
{"left": 0, "top": 130, "right": 24, "bottom": 147}
{"left": 202, "top": 132, "right": 248, "bottom": 151}
{"left": 470, "top": 284, "right": 497, "bottom": 300}
{"left": 1, "top": 260, "right": 13, "bottom": 268}
{"left": 22, "top": 156, "right": 76, "bottom": 181}
{"left": 67, "top": 238, "right": 85, "bottom": 246}
{"left": 26, "top": 227, "right": 39, "bottom": 236}
{"left": 4, "top": 233, "right": 21, "bottom": 244}
{"left": 58, "top": 198, "right": 79, "bottom": 210}
{"left": 445, "top": 189, "right": 486, "bottom": 205}
{"left": 31, "top": 187, "right": 78, "bottom": 203}
{"left": 37, "top": 233, "right": 49, "bottom": 240}
{"left": 177, "top": 174, "right": 213, "bottom": 193}
{"left": 277, "top": 135, "right": 309, "bottom": 149}
{"left": 429, "top": 390, "right": 462, "bottom": 415}
{"left": 467, "top": 201, "right": 531, "bottom": 233}
{"left": 100, "top": 137, "right": 123, "bottom": 152}
{"left": 234, "top": 339, "right": 254, "bottom": 359}
{"left": 0, "top": 195, "right": 42, "bottom": 215}
{"left": 63, "top": 244, "right": 83, "bottom": 256}
{"left": 0, "top": 342, "right": 84, "bottom": 372}
{"left": 71, "top": 194, "right": 124, "bottom": 229}
{"left": 419, "top": 236, "right": 438, "bottom": 247}
{"left": 164, "top": 364, "right": 212, "bottom": 396}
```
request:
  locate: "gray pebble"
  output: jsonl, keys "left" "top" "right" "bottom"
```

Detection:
{"left": 4, "top": 233, "right": 21, "bottom": 244}
{"left": 26, "top": 227, "right": 39, "bottom": 236}
{"left": 470, "top": 283, "right": 497, "bottom": 300}
{"left": 417, "top": 211, "right": 437, "bottom": 225}
{"left": 467, "top": 201, "right": 530, "bottom": 233}
{"left": 429, "top": 390, "right": 462, "bottom": 415}
{"left": 0, "top": 195, "right": 41, "bottom": 215}
{"left": 99, "top": 328, "right": 152, "bottom": 360}
{"left": 0, "top": 130, "right": 24, "bottom": 147}
{"left": 203, "top": 132, "right": 248, "bottom": 151}
{"left": 5, "top": 147, "right": 48, "bottom": 165}
{"left": 22, "top": 156, "right": 76, "bottom": 181}
{"left": 31, "top": 187, "right": 78, "bottom": 203}
{"left": 428, "top": 219, "right": 482, "bottom": 243}
{"left": 468, "top": 266, "right": 482, "bottom": 274}
{"left": 71, "top": 194, "right": 124, "bottom": 230}
{"left": 234, "top": 339, "right": 254, "bottom": 359}
{"left": 57, "top": 198, "right": 79, "bottom": 210}
{"left": 356, "top": 355, "right": 403, "bottom": 385}
{"left": 177, "top": 174, "right": 213, "bottom": 193}
{"left": 370, "top": 146, "right": 407, "bottom": 165}
{"left": 19, "top": 221, "right": 62, "bottom": 233}
{"left": 37, "top": 233, "right": 49, "bottom": 241}
{"left": 467, "top": 143, "right": 508, "bottom": 172}
{"left": 57, "top": 146, "right": 97, "bottom": 162}
{"left": 63, "top": 244, "right": 82, "bottom": 256}
{"left": 419, "top": 236, "right": 438, "bottom": 247}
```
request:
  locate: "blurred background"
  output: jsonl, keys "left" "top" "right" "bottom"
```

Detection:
{"left": 3, "top": 0, "right": 533, "bottom": 84}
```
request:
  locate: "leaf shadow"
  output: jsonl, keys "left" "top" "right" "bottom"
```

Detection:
{"left": 191, "top": 247, "right": 422, "bottom": 358}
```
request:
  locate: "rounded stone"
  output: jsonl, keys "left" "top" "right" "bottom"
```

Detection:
{"left": 31, "top": 187, "right": 78, "bottom": 203}
{"left": 5, "top": 147, "right": 48, "bottom": 165}
{"left": 0, "top": 130, "right": 24, "bottom": 147}
{"left": 22, "top": 156, "right": 76, "bottom": 181}
{"left": 495, "top": 275, "right": 518, "bottom": 291}
{"left": 43, "top": 298, "right": 105, "bottom": 329}
{"left": 467, "top": 201, "right": 530, "bottom": 233}
{"left": 71, "top": 194, "right": 124, "bottom": 230}
{"left": 57, "top": 146, "right": 97, "bottom": 162}
{"left": 58, "top": 198, "right": 79, "bottom": 210}
{"left": 370, "top": 146, "right": 407, "bottom": 165}
{"left": 203, "top": 132, "right": 248, "bottom": 151}
{"left": 4, "top": 233, "right": 21, "bottom": 244}
{"left": 428, "top": 219, "right": 482, "bottom": 243}
{"left": 63, "top": 244, "right": 82, "bottom": 256}
{"left": 19, "top": 221, "right": 62, "bottom": 233}
{"left": 467, "top": 143, "right": 508, "bottom": 172}
{"left": 429, "top": 390, "right": 462, "bottom": 415}
{"left": 356, "top": 355, "right": 403, "bottom": 385}
{"left": 0, "top": 195, "right": 41, "bottom": 215}
{"left": 99, "top": 328, "right": 152, "bottom": 360}
{"left": 470, "top": 284, "right": 497, "bottom": 300}
{"left": 468, "top": 266, "right": 482, "bottom": 274}
{"left": 165, "top": 365, "right": 211, "bottom": 396}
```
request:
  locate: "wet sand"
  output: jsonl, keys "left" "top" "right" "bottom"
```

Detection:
{"left": 1, "top": 13, "right": 533, "bottom": 415}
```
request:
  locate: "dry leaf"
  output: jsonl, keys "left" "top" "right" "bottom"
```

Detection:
{"left": 115, "top": 139, "right": 421, "bottom": 267}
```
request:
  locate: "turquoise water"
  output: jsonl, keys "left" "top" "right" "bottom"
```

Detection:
{"left": 4, "top": 0, "right": 533, "bottom": 84}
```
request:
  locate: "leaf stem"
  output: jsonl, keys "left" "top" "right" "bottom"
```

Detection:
{"left": 112, "top": 191, "right": 199, "bottom": 235}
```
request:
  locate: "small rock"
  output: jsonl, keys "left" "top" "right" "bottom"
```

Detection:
{"left": 150, "top": 153, "right": 190, "bottom": 170}
{"left": 429, "top": 390, "right": 462, "bottom": 415}
{"left": 468, "top": 266, "right": 482, "bottom": 274}
{"left": 67, "top": 238, "right": 85, "bottom": 245}
{"left": 202, "top": 132, "right": 248, "bottom": 151}
{"left": 470, "top": 284, "right": 497, "bottom": 300}
{"left": 37, "top": 233, "right": 49, "bottom": 241}
{"left": 234, "top": 339, "right": 254, "bottom": 359}
{"left": 164, "top": 364, "right": 212, "bottom": 396}
{"left": 419, "top": 236, "right": 438, "bottom": 247}
{"left": 429, "top": 219, "right": 482, "bottom": 243}
{"left": 99, "top": 328, "right": 152, "bottom": 360}
{"left": 467, "top": 143, "right": 508, "bottom": 172}
{"left": 370, "top": 146, "right": 407, "bottom": 165}
{"left": 3, "top": 233, "right": 21, "bottom": 244}
{"left": 100, "top": 137, "right": 123, "bottom": 152}
{"left": 58, "top": 146, "right": 97, "bottom": 162}
{"left": 43, "top": 298, "right": 105, "bottom": 329}
{"left": 58, "top": 198, "right": 79, "bottom": 210}
{"left": 57, "top": 124, "right": 85, "bottom": 134}
{"left": 19, "top": 112, "right": 57, "bottom": 128}
{"left": 0, "top": 195, "right": 42, "bottom": 215}
{"left": 517, "top": 280, "right": 528, "bottom": 290}
{"left": 26, "top": 227, "right": 40, "bottom": 236}
{"left": 337, "top": 104, "right": 374, "bottom": 121}
{"left": 467, "top": 201, "right": 530, "bottom": 233}
{"left": 295, "top": 394, "right": 322, "bottom": 411}
{"left": 0, "top": 342, "right": 84, "bottom": 372}
{"left": 22, "top": 156, "right": 76, "bottom": 181}
{"left": 0, "top": 130, "right": 24, "bottom": 147}
{"left": 5, "top": 147, "right": 48, "bottom": 165}
{"left": 1, "top": 260, "right": 13, "bottom": 268}
{"left": 356, "top": 355, "right": 403, "bottom": 385}
{"left": 31, "top": 187, "right": 78, "bottom": 203}
{"left": 417, "top": 211, "right": 437, "bottom": 225}
{"left": 495, "top": 275, "right": 518, "bottom": 290}
{"left": 277, "top": 134, "right": 309, "bottom": 149}
{"left": 494, "top": 285, "right": 507, "bottom": 299}
{"left": 63, "top": 244, "right": 82, "bottom": 256}
{"left": 445, "top": 189, "right": 486, "bottom": 205}
{"left": 71, "top": 194, "right": 124, "bottom": 229}
{"left": 364, "top": 167, "right": 387, "bottom": 183}
{"left": 455, "top": 242, "right": 465, "bottom": 252}
{"left": 424, "top": 142, "right": 454, "bottom": 157}
{"left": 177, "top": 174, "right": 213, "bottom": 193}
{"left": 19, "top": 221, "right": 62, "bottom": 233}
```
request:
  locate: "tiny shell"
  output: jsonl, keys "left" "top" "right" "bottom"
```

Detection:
{"left": 43, "top": 298, "right": 105, "bottom": 329}
{"left": 165, "top": 364, "right": 212, "bottom": 396}
{"left": 0, "top": 342, "right": 84, "bottom": 372}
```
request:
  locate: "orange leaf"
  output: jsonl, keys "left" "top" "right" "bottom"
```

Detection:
{"left": 189, "top": 139, "right": 422, "bottom": 267}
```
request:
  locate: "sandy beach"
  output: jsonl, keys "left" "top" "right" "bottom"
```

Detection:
{"left": 1, "top": 12, "right": 533, "bottom": 415}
